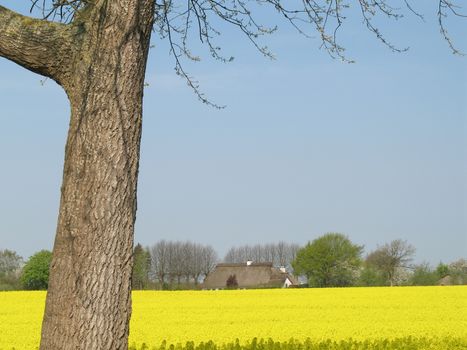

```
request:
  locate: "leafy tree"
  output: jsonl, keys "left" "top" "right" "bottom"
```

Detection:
{"left": 409, "top": 263, "right": 438, "bottom": 286}
{"left": 436, "top": 262, "right": 450, "bottom": 279}
{"left": 357, "top": 265, "right": 386, "bottom": 287}
{"left": 21, "top": 250, "right": 52, "bottom": 290}
{"left": 366, "top": 240, "right": 415, "bottom": 286}
{"left": 132, "top": 244, "right": 151, "bottom": 290}
{"left": 0, "top": 0, "right": 464, "bottom": 348}
{"left": 0, "top": 249, "right": 23, "bottom": 290}
{"left": 292, "top": 233, "right": 363, "bottom": 287}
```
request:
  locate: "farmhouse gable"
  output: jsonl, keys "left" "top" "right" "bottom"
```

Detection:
{"left": 203, "top": 262, "right": 298, "bottom": 289}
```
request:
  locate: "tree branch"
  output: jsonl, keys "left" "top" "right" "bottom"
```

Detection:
{"left": 0, "top": 5, "right": 73, "bottom": 84}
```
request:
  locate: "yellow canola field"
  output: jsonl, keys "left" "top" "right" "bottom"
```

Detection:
{"left": 0, "top": 286, "right": 466, "bottom": 349}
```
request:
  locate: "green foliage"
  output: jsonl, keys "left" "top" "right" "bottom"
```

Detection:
{"left": 0, "top": 249, "right": 23, "bottom": 290}
{"left": 20, "top": 250, "right": 52, "bottom": 290}
{"left": 128, "top": 337, "right": 467, "bottom": 350}
{"left": 132, "top": 243, "right": 151, "bottom": 290}
{"left": 436, "top": 263, "right": 449, "bottom": 279}
{"left": 292, "top": 233, "right": 363, "bottom": 287}
{"left": 0, "top": 275, "right": 21, "bottom": 291}
{"left": 409, "top": 263, "right": 438, "bottom": 286}
{"left": 357, "top": 266, "right": 385, "bottom": 287}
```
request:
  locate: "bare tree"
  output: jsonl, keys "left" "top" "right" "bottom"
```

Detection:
{"left": 150, "top": 240, "right": 218, "bottom": 286}
{"left": 0, "top": 249, "right": 23, "bottom": 290}
{"left": 448, "top": 258, "right": 467, "bottom": 285}
{"left": 0, "top": 249, "right": 23, "bottom": 275}
{"left": 366, "top": 239, "right": 416, "bottom": 286}
{"left": 200, "top": 245, "right": 218, "bottom": 278}
{"left": 181, "top": 241, "right": 194, "bottom": 283}
{"left": 223, "top": 242, "right": 300, "bottom": 271}
{"left": 0, "top": 0, "right": 463, "bottom": 348}
{"left": 276, "top": 241, "right": 288, "bottom": 267}
{"left": 190, "top": 244, "right": 204, "bottom": 285}
{"left": 224, "top": 245, "right": 247, "bottom": 263}
{"left": 170, "top": 241, "right": 185, "bottom": 284}
{"left": 223, "top": 247, "right": 238, "bottom": 264}
{"left": 179, "top": 241, "right": 206, "bottom": 284}
{"left": 288, "top": 244, "right": 301, "bottom": 265}
{"left": 150, "top": 240, "right": 169, "bottom": 287}
{"left": 165, "top": 241, "right": 177, "bottom": 284}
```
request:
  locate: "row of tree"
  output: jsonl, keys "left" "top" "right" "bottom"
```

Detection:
{"left": 107, "top": 236, "right": 467, "bottom": 290}
{"left": 0, "top": 240, "right": 308, "bottom": 290}
{"left": 223, "top": 242, "right": 300, "bottom": 270}
{"left": 133, "top": 241, "right": 301, "bottom": 290}
{"left": 292, "top": 233, "right": 467, "bottom": 287}
{"left": 133, "top": 241, "right": 219, "bottom": 289}
{"left": 0, "top": 249, "right": 51, "bottom": 290}
{"left": 2, "top": 236, "right": 466, "bottom": 290}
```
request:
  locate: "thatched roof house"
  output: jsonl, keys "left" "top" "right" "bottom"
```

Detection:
{"left": 203, "top": 262, "right": 298, "bottom": 289}
{"left": 438, "top": 275, "right": 453, "bottom": 286}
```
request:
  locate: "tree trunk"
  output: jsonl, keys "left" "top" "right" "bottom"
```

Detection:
{"left": 1, "top": 1, "right": 154, "bottom": 349}
{"left": 40, "top": 2, "right": 154, "bottom": 349}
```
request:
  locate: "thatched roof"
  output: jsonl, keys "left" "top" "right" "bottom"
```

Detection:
{"left": 438, "top": 275, "right": 453, "bottom": 286}
{"left": 203, "top": 262, "right": 298, "bottom": 289}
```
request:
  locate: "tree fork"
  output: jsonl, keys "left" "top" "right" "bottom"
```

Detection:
{"left": 0, "top": 5, "right": 73, "bottom": 85}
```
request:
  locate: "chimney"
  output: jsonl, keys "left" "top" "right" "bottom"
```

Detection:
{"left": 246, "top": 260, "right": 253, "bottom": 266}
{"left": 279, "top": 266, "right": 286, "bottom": 273}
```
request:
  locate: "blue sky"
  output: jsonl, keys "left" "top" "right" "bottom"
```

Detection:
{"left": 0, "top": 1, "right": 466, "bottom": 265}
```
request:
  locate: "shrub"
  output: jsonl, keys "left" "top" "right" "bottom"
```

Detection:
{"left": 226, "top": 274, "right": 238, "bottom": 289}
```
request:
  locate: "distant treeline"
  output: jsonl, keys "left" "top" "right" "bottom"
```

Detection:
{"left": 1, "top": 234, "right": 466, "bottom": 290}
{"left": 223, "top": 242, "right": 300, "bottom": 269}
{"left": 132, "top": 241, "right": 300, "bottom": 290}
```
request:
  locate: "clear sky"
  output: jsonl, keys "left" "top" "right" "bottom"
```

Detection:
{"left": 0, "top": 1, "right": 466, "bottom": 265}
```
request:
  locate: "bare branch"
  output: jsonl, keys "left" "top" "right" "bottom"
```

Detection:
{"left": 160, "top": 2, "right": 226, "bottom": 108}
{"left": 438, "top": 0, "right": 466, "bottom": 55}
{"left": 403, "top": 0, "right": 424, "bottom": 21}
{"left": 29, "top": 0, "right": 87, "bottom": 22}
{"left": 27, "top": 0, "right": 464, "bottom": 104}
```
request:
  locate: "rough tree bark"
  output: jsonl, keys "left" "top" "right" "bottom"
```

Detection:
{"left": 0, "top": 1, "right": 154, "bottom": 349}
